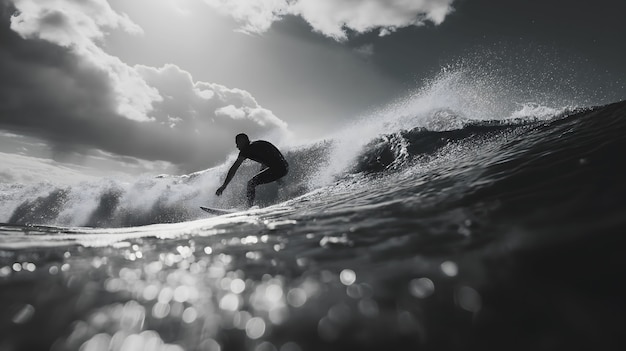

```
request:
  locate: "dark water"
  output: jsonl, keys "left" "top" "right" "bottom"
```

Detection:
{"left": 1, "top": 100, "right": 626, "bottom": 351}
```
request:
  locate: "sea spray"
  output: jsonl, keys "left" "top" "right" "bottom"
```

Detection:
{"left": 0, "top": 63, "right": 582, "bottom": 228}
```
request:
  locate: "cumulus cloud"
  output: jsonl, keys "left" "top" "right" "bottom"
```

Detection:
{"left": 203, "top": 0, "right": 290, "bottom": 34}
{"left": 10, "top": 0, "right": 142, "bottom": 45}
{"left": 0, "top": 0, "right": 289, "bottom": 172}
{"left": 135, "top": 64, "right": 288, "bottom": 132}
{"left": 10, "top": 0, "right": 159, "bottom": 122}
{"left": 203, "top": 0, "right": 456, "bottom": 40}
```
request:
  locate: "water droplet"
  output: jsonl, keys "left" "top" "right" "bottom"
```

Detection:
{"left": 12, "top": 304, "right": 35, "bottom": 324}
{"left": 174, "top": 286, "right": 190, "bottom": 302}
{"left": 0, "top": 266, "right": 11, "bottom": 277}
{"left": 317, "top": 317, "right": 339, "bottom": 341}
{"left": 409, "top": 277, "right": 435, "bottom": 298}
{"left": 220, "top": 277, "right": 233, "bottom": 290}
{"left": 456, "top": 286, "right": 482, "bottom": 313}
{"left": 440, "top": 261, "right": 458, "bottom": 277}
{"left": 182, "top": 307, "right": 198, "bottom": 323}
{"left": 231, "top": 279, "right": 246, "bottom": 294}
{"left": 246, "top": 251, "right": 262, "bottom": 260}
{"left": 152, "top": 302, "right": 170, "bottom": 319}
{"left": 158, "top": 287, "right": 174, "bottom": 303}
{"left": 286, "top": 288, "right": 307, "bottom": 308}
{"left": 266, "top": 284, "right": 284, "bottom": 302}
{"left": 245, "top": 317, "right": 266, "bottom": 339}
{"left": 320, "top": 270, "right": 335, "bottom": 283}
{"left": 295, "top": 258, "right": 308, "bottom": 267}
{"left": 233, "top": 310, "right": 252, "bottom": 329}
{"left": 358, "top": 298, "right": 379, "bottom": 317}
{"left": 339, "top": 269, "right": 356, "bottom": 286}
{"left": 219, "top": 293, "right": 241, "bottom": 312}
{"left": 255, "top": 341, "right": 277, "bottom": 351}
{"left": 142, "top": 285, "right": 159, "bottom": 301}
{"left": 319, "top": 234, "right": 353, "bottom": 248}
{"left": 269, "top": 306, "right": 289, "bottom": 325}
{"left": 458, "top": 226, "right": 471, "bottom": 236}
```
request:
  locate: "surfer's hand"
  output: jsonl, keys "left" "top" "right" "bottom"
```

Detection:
{"left": 216, "top": 186, "right": 225, "bottom": 196}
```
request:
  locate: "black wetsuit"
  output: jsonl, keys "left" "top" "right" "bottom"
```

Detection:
{"left": 238, "top": 140, "right": 288, "bottom": 205}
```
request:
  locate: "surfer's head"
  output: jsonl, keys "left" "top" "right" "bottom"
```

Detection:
{"left": 235, "top": 133, "right": 250, "bottom": 150}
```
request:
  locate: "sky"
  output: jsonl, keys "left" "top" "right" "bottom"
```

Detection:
{"left": 1, "top": 0, "right": 625, "bottom": 181}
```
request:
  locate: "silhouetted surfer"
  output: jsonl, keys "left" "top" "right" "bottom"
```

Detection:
{"left": 216, "top": 133, "right": 289, "bottom": 207}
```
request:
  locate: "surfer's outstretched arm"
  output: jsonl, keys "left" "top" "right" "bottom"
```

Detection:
{"left": 216, "top": 157, "right": 244, "bottom": 196}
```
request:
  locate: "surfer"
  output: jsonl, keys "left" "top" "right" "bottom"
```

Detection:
{"left": 216, "top": 133, "right": 289, "bottom": 207}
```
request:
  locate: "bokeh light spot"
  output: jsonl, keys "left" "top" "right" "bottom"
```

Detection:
{"left": 339, "top": 269, "right": 356, "bottom": 286}
{"left": 245, "top": 317, "right": 266, "bottom": 339}
{"left": 409, "top": 277, "right": 435, "bottom": 298}
{"left": 441, "top": 261, "right": 458, "bottom": 277}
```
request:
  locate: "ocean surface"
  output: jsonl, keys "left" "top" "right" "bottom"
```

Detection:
{"left": 1, "top": 78, "right": 625, "bottom": 350}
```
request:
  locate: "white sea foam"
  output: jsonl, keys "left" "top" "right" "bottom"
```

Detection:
{"left": 310, "top": 61, "right": 578, "bottom": 187}
{"left": 0, "top": 62, "right": 579, "bottom": 227}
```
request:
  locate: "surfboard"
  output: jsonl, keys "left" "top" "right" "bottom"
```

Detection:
{"left": 200, "top": 206, "right": 240, "bottom": 215}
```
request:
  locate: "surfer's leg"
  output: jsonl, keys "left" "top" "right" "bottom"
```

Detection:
{"left": 246, "top": 168, "right": 286, "bottom": 206}
{"left": 246, "top": 184, "right": 255, "bottom": 207}
{"left": 247, "top": 169, "right": 268, "bottom": 207}
{"left": 246, "top": 177, "right": 258, "bottom": 207}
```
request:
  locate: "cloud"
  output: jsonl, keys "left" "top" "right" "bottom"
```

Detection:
{"left": 203, "top": 0, "right": 290, "bottom": 34}
{"left": 135, "top": 63, "right": 288, "bottom": 132}
{"left": 10, "top": 0, "right": 159, "bottom": 122}
{"left": 10, "top": 0, "right": 142, "bottom": 46}
{"left": 203, "top": 0, "right": 456, "bottom": 40}
{"left": 0, "top": 0, "right": 289, "bottom": 172}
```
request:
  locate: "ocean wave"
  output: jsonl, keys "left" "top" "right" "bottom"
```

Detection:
{"left": 2, "top": 100, "right": 619, "bottom": 228}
